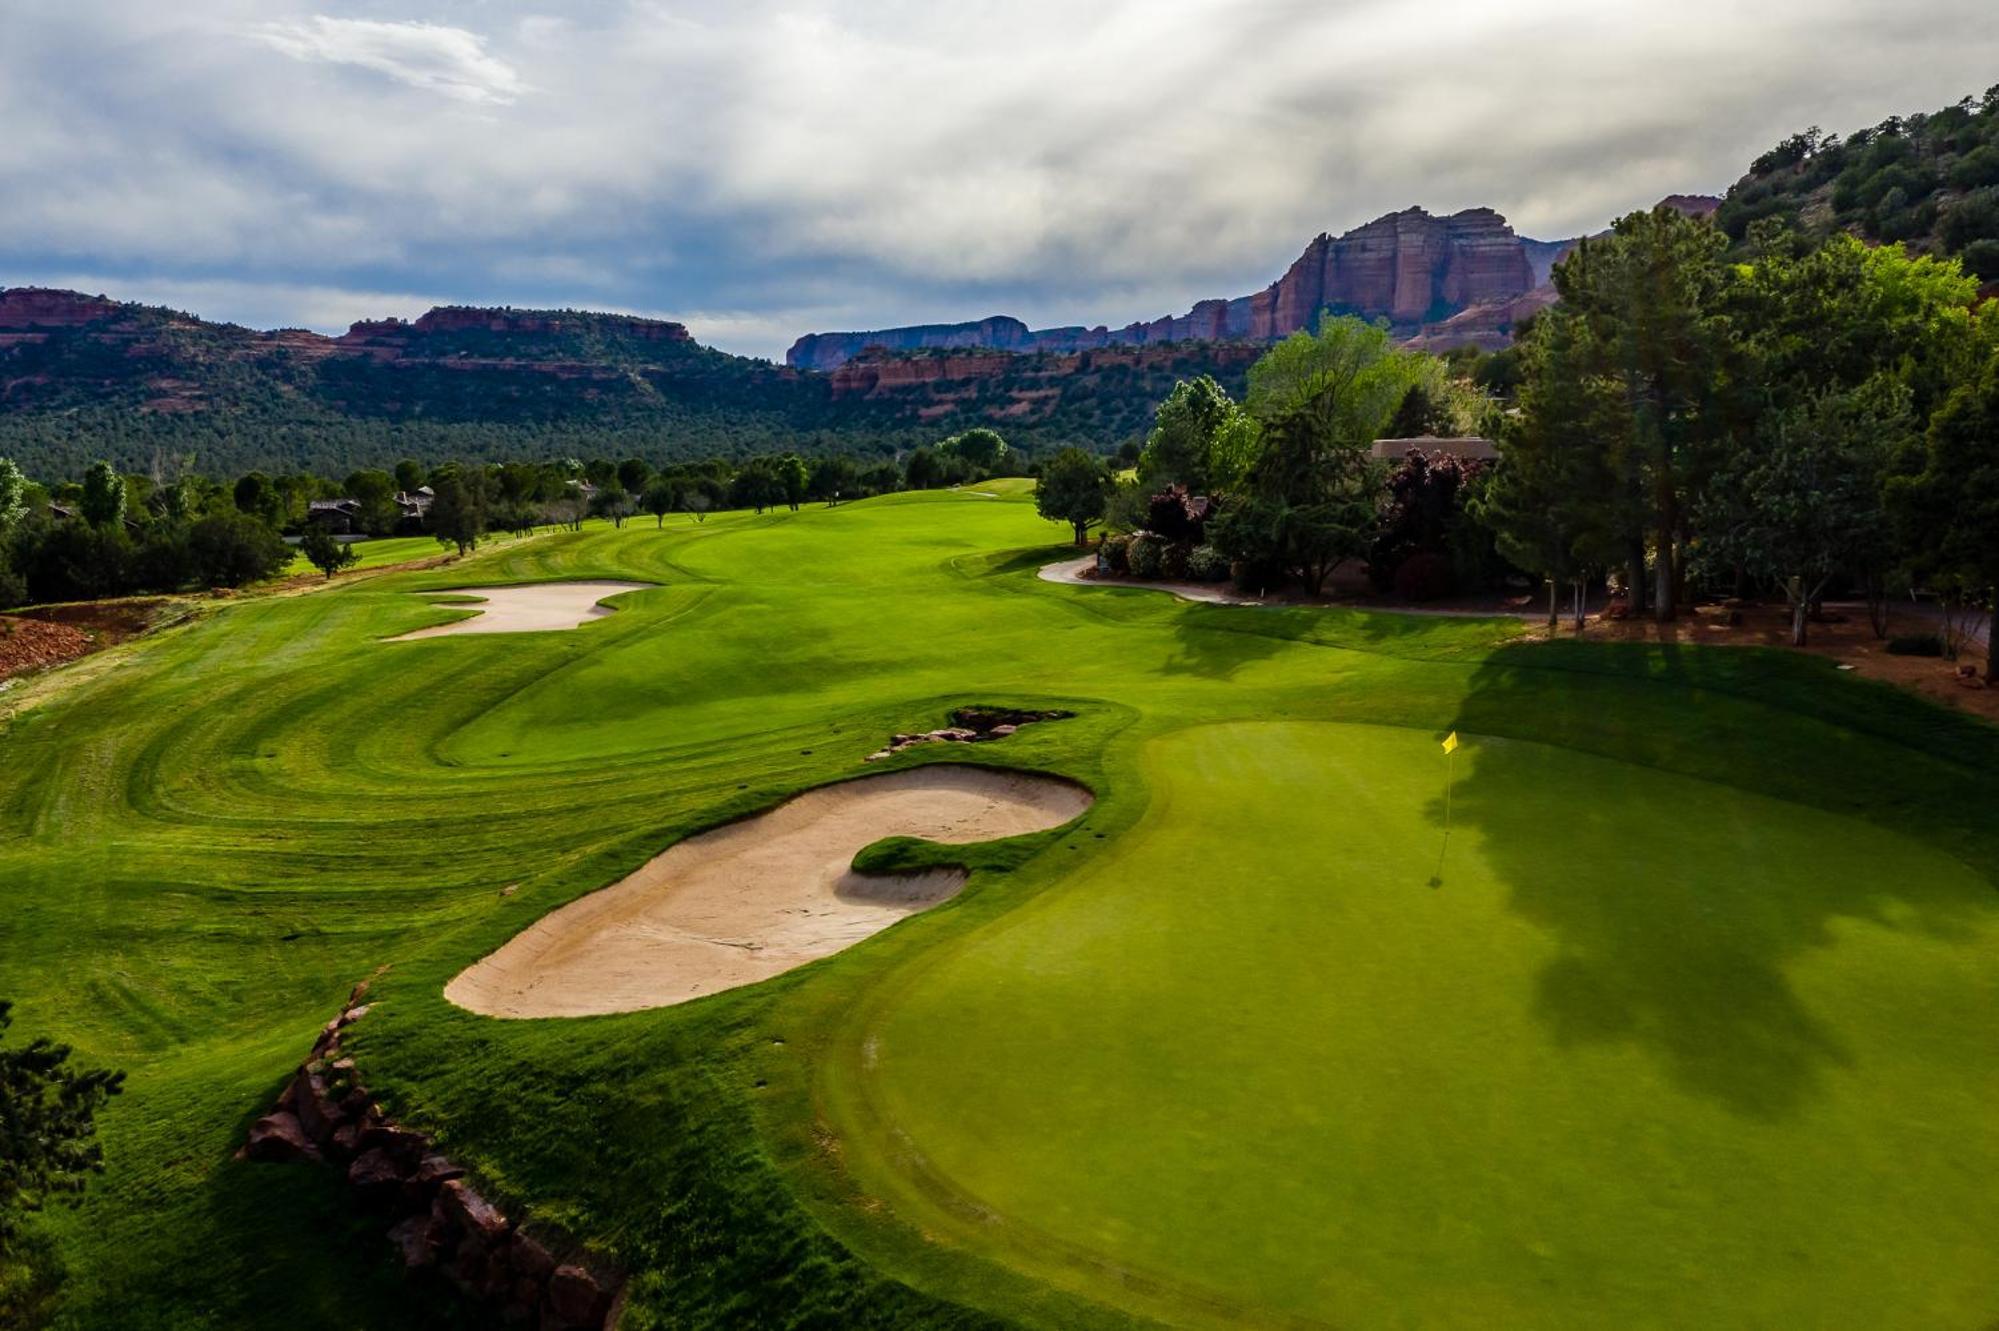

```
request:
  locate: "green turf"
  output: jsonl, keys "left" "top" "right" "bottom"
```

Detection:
{"left": 825, "top": 722, "right": 1998, "bottom": 1329}
{"left": 280, "top": 534, "right": 441, "bottom": 577}
{"left": 0, "top": 490, "right": 1992, "bottom": 1329}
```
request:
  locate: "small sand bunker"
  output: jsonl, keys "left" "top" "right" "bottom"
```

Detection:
{"left": 389, "top": 581, "right": 652, "bottom": 640}
{"left": 446, "top": 766, "right": 1093, "bottom": 1017}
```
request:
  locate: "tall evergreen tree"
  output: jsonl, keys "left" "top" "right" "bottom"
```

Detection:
{"left": 1552, "top": 206, "right": 1740, "bottom": 620}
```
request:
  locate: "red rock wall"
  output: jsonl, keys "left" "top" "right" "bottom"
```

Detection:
{"left": 785, "top": 206, "right": 1548, "bottom": 368}
{"left": 0, "top": 288, "right": 126, "bottom": 327}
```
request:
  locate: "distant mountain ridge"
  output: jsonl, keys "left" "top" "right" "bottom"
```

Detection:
{"left": 0, "top": 199, "right": 1738, "bottom": 478}
{"left": 0, "top": 287, "right": 1261, "bottom": 477}
{"left": 789, "top": 206, "right": 1574, "bottom": 369}
{"left": 787, "top": 198, "right": 1726, "bottom": 370}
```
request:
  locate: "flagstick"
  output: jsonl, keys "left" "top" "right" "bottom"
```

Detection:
{"left": 1444, "top": 746, "right": 1455, "bottom": 833}
{"left": 1431, "top": 744, "right": 1455, "bottom": 887}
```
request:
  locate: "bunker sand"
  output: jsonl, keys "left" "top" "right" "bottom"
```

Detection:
{"left": 447, "top": 766, "right": 1093, "bottom": 1017}
{"left": 389, "top": 580, "right": 653, "bottom": 640}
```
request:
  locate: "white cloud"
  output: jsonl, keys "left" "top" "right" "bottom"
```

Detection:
{"left": 252, "top": 16, "right": 524, "bottom": 104}
{"left": 4, "top": 1, "right": 1998, "bottom": 358}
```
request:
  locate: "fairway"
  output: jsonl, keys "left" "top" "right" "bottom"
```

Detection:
{"left": 2, "top": 487, "right": 1994, "bottom": 1330}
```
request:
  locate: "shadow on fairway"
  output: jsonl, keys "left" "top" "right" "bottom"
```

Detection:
{"left": 1159, "top": 604, "right": 1289, "bottom": 680}
{"left": 1433, "top": 640, "right": 1997, "bottom": 1122}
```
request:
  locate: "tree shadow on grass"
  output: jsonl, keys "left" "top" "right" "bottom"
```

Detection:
{"left": 1157, "top": 604, "right": 1290, "bottom": 680}
{"left": 1434, "top": 641, "right": 1998, "bottom": 1122}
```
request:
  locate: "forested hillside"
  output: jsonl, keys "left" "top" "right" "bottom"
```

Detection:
{"left": 1717, "top": 85, "right": 1999, "bottom": 277}
{"left": 0, "top": 291, "right": 1251, "bottom": 480}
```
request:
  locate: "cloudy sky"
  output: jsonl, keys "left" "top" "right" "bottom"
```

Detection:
{"left": 4, "top": 1, "right": 1996, "bottom": 359}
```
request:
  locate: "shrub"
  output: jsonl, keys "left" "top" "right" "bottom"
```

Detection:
{"left": 1886, "top": 633, "right": 1944, "bottom": 656}
{"left": 1187, "top": 544, "right": 1229, "bottom": 581}
{"left": 1126, "top": 533, "right": 1163, "bottom": 579}
{"left": 1940, "top": 186, "right": 1999, "bottom": 250}
{"left": 1392, "top": 551, "right": 1455, "bottom": 601}
{"left": 1949, "top": 144, "right": 1999, "bottom": 191}
{"left": 1158, "top": 542, "right": 1190, "bottom": 580}
{"left": 187, "top": 512, "right": 289, "bottom": 589}
{"left": 129, "top": 528, "right": 194, "bottom": 593}
{"left": 1231, "top": 557, "right": 1285, "bottom": 594}
{"left": 1962, "top": 239, "right": 1999, "bottom": 281}
{"left": 1097, "top": 533, "right": 1130, "bottom": 573}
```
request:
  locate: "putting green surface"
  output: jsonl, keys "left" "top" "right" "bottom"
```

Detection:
{"left": 829, "top": 722, "right": 1998, "bottom": 1328}
{"left": 1, "top": 490, "right": 1994, "bottom": 1329}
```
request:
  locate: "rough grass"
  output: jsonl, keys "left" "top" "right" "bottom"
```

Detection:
{"left": 0, "top": 492, "right": 1992, "bottom": 1329}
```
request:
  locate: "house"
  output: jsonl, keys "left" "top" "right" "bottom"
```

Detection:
{"left": 1369, "top": 436, "right": 1500, "bottom": 463}
{"left": 47, "top": 501, "right": 144, "bottom": 534}
{"left": 306, "top": 498, "right": 364, "bottom": 535}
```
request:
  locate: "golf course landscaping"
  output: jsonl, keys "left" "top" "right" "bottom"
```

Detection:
{"left": 2, "top": 480, "right": 1995, "bottom": 1329}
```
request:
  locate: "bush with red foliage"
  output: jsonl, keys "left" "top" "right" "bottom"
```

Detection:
{"left": 1369, "top": 449, "right": 1482, "bottom": 593}
{"left": 1391, "top": 551, "right": 1455, "bottom": 601}
{"left": 1145, "top": 486, "right": 1215, "bottom": 545}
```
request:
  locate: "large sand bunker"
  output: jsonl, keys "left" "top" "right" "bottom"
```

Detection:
{"left": 389, "top": 581, "right": 652, "bottom": 640}
{"left": 446, "top": 766, "right": 1094, "bottom": 1017}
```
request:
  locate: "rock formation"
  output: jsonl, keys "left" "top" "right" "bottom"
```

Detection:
{"left": 788, "top": 207, "right": 1559, "bottom": 368}
{"left": 242, "top": 981, "right": 624, "bottom": 1330}
{"left": 340, "top": 306, "right": 692, "bottom": 345}
{"left": 0, "top": 289, "right": 694, "bottom": 361}
{"left": 865, "top": 705, "right": 1072, "bottom": 761}
{"left": 787, "top": 196, "right": 1731, "bottom": 367}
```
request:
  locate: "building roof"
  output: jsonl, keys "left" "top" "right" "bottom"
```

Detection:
{"left": 1369, "top": 436, "right": 1500, "bottom": 461}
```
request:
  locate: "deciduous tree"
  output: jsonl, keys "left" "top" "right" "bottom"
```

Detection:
{"left": 1035, "top": 447, "right": 1112, "bottom": 544}
{"left": 427, "top": 468, "right": 487, "bottom": 554}
{"left": 1702, "top": 384, "right": 1908, "bottom": 645}
{"left": 642, "top": 478, "right": 684, "bottom": 527}
{"left": 300, "top": 526, "right": 359, "bottom": 580}
{"left": 1891, "top": 343, "right": 1999, "bottom": 680}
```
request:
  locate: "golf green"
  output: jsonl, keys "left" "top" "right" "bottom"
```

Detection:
{"left": 824, "top": 722, "right": 1999, "bottom": 1329}
{"left": 1, "top": 486, "right": 1993, "bottom": 1329}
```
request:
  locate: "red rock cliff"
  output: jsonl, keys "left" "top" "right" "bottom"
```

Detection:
{"left": 786, "top": 206, "right": 1549, "bottom": 368}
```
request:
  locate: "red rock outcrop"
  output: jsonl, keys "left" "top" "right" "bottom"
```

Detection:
{"left": 341, "top": 307, "right": 691, "bottom": 344}
{"left": 0, "top": 288, "right": 126, "bottom": 328}
{"left": 1657, "top": 194, "right": 1723, "bottom": 218}
{"left": 1404, "top": 284, "right": 1564, "bottom": 352}
{"left": 826, "top": 341, "right": 1260, "bottom": 404}
{"left": 788, "top": 207, "right": 1551, "bottom": 368}
{"left": 241, "top": 982, "right": 624, "bottom": 1330}
{"left": 785, "top": 196, "right": 1738, "bottom": 368}
{"left": 0, "top": 289, "right": 702, "bottom": 413}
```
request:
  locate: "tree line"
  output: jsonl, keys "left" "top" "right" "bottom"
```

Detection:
{"left": 1039, "top": 206, "right": 1998, "bottom": 679}
{"left": 0, "top": 430, "right": 1037, "bottom": 608}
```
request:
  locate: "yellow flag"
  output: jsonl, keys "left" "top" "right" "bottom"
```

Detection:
{"left": 1442, "top": 731, "right": 1459, "bottom": 755}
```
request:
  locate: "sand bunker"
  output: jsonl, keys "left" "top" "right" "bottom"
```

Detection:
{"left": 388, "top": 581, "right": 652, "bottom": 640}
{"left": 446, "top": 766, "right": 1093, "bottom": 1017}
